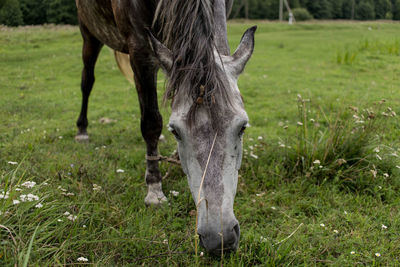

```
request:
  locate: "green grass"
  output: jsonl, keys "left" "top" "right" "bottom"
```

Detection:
{"left": 1, "top": 21, "right": 400, "bottom": 265}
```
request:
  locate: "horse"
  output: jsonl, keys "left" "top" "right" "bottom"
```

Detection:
{"left": 75, "top": 0, "right": 256, "bottom": 254}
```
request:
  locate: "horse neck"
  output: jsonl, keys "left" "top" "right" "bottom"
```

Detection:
{"left": 213, "top": 0, "right": 230, "bottom": 56}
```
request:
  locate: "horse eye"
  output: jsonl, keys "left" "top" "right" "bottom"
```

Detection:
{"left": 239, "top": 126, "right": 246, "bottom": 137}
{"left": 169, "top": 128, "right": 181, "bottom": 140}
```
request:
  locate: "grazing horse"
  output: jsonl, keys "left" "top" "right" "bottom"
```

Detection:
{"left": 75, "top": 0, "right": 256, "bottom": 254}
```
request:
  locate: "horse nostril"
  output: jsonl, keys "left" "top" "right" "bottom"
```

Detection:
{"left": 232, "top": 223, "right": 240, "bottom": 238}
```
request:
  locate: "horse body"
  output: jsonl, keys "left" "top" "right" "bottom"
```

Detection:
{"left": 75, "top": 0, "right": 255, "bottom": 254}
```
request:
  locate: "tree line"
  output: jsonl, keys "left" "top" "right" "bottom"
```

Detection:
{"left": 0, "top": 0, "right": 400, "bottom": 26}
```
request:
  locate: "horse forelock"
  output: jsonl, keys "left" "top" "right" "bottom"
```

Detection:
{"left": 153, "top": 0, "right": 234, "bottom": 129}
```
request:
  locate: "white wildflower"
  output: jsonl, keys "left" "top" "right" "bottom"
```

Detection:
{"left": 383, "top": 173, "right": 389, "bottom": 178}
{"left": 374, "top": 147, "right": 380, "bottom": 153}
{"left": 21, "top": 181, "right": 36, "bottom": 188}
{"left": 313, "top": 160, "right": 321, "bottom": 165}
{"left": 83, "top": 225, "right": 87, "bottom": 228}
{"left": 170, "top": 190, "right": 179, "bottom": 197}
{"left": 344, "top": 211, "right": 348, "bottom": 215}
{"left": 256, "top": 192, "right": 265, "bottom": 197}
{"left": 200, "top": 252, "right": 204, "bottom": 257}
{"left": 61, "top": 192, "right": 75, "bottom": 196}
{"left": 350, "top": 251, "right": 355, "bottom": 255}
{"left": 375, "top": 253, "right": 381, "bottom": 257}
{"left": 7, "top": 161, "right": 18, "bottom": 165}
{"left": 116, "top": 169, "right": 125, "bottom": 173}
{"left": 163, "top": 239, "right": 168, "bottom": 244}
{"left": 67, "top": 215, "right": 77, "bottom": 221}
{"left": 13, "top": 200, "right": 20, "bottom": 205}
{"left": 248, "top": 145, "right": 254, "bottom": 150}
{"left": 57, "top": 219, "right": 63, "bottom": 222}
{"left": 250, "top": 152, "right": 258, "bottom": 159}
{"left": 333, "top": 229, "right": 339, "bottom": 234}
{"left": 260, "top": 236, "right": 267, "bottom": 242}
{"left": 77, "top": 257, "right": 88, "bottom": 262}
{"left": 257, "top": 136, "right": 263, "bottom": 140}
{"left": 35, "top": 203, "right": 43, "bottom": 208}
{"left": 92, "top": 184, "right": 102, "bottom": 192}
{"left": 271, "top": 206, "right": 276, "bottom": 210}
{"left": 297, "top": 121, "right": 303, "bottom": 126}
{"left": 58, "top": 136, "right": 63, "bottom": 139}
{"left": 15, "top": 188, "right": 22, "bottom": 191}
{"left": 382, "top": 224, "right": 388, "bottom": 229}
{"left": 0, "top": 191, "right": 9, "bottom": 199}
{"left": 63, "top": 211, "right": 70, "bottom": 216}
{"left": 320, "top": 223, "right": 325, "bottom": 227}
{"left": 20, "top": 194, "right": 39, "bottom": 202}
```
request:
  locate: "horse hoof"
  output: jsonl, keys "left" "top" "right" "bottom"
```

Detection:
{"left": 145, "top": 182, "right": 168, "bottom": 206}
{"left": 75, "top": 134, "right": 89, "bottom": 143}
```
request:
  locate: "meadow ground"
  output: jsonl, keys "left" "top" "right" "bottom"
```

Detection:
{"left": 1, "top": 21, "right": 400, "bottom": 266}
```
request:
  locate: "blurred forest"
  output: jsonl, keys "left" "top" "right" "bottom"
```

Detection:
{"left": 0, "top": 0, "right": 399, "bottom": 26}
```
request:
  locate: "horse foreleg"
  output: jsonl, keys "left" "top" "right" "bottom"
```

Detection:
{"left": 130, "top": 50, "right": 166, "bottom": 206}
{"left": 76, "top": 23, "right": 103, "bottom": 142}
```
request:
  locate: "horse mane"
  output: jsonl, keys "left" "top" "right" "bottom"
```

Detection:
{"left": 153, "top": 0, "right": 231, "bottom": 128}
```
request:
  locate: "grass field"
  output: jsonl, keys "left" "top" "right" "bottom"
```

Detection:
{"left": 1, "top": 21, "right": 400, "bottom": 266}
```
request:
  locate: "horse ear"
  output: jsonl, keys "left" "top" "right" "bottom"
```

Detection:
{"left": 229, "top": 26, "right": 257, "bottom": 77}
{"left": 148, "top": 31, "right": 173, "bottom": 73}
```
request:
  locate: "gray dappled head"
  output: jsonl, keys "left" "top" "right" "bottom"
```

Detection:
{"left": 150, "top": 27, "right": 256, "bottom": 254}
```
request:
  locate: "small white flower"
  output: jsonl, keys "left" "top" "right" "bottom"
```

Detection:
{"left": 200, "top": 252, "right": 204, "bottom": 257}
{"left": 250, "top": 152, "right": 258, "bottom": 159}
{"left": 35, "top": 203, "right": 43, "bottom": 208}
{"left": 67, "top": 215, "right": 77, "bottom": 221}
{"left": 61, "top": 192, "right": 75, "bottom": 196}
{"left": 77, "top": 257, "right": 88, "bottom": 262}
{"left": 260, "top": 236, "right": 267, "bottom": 242}
{"left": 21, "top": 181, "right": 36, "bottom": 188}
{"left": 15, "top": 188, "right": 22, "bottom": 192}
{"left": 350, "top": 251, "right": 355, "bottom": 255}
{"left": 7, "top": 161, "right": 18, "bottom": 165}
{"left": 313, "top": 160, "right": 321, "bottom": 165}
{"left": 257, "top": 136, "right": 263, "bottom": 140}
{"left": 0, "top": 191, "right": 9, "bottom": 199}
{"left": 271, "top": 206, "right": 276, "bottom": 210}
{"left": 248, "top": 145, "right": 254, "bottom": 150}
{"left": 57, "top": 219, "right": 63, "bottom": 222}
{"left": 333, "top": 230, "right": 339, "bottom": 234}
{"left": 83, "top": 225, "right": 87, "bottom": 228}
{"left": 378, "top": 186, "right": 382, "bottom": 190}
{"left": 382, "top": 224, "right": 388, "bottom": 229}
{"left": 63, "top": 211, "right": 71, "bottom": 216}
{"left": 344, "top": 211, "right": 348, "bottom": 215}
{"left": 92, "top": 184, "right": 102, "bottom": 192}
{"left": 256, "top": 192, "right": 265, "bottom": 197}
{"left": 297, "top": 122, "right": 303, "bottom": 126}
{"left": 13, "top": 200, "right": 20, "bottom": 205}
{"left": 170, "top": 190, "right": 179, "bottom": 197}
{"left": 320, "top": 223, "right": 325, "bottom": 227}
{"left": 375, "top": 253, "right": 381, "bottom": 257}
{"left": 116, "top": 169, "right": 125, "bottom": 173}
{"left": 163, "top": 239, "right": 168, "bottom": 244}
{"left": 383, "top": 173, "right": 389, "bottom": 178}
{"left": 58, "top": 136, "right": 63, "bottom": 139}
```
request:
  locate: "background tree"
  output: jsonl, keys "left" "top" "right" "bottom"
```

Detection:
{"left": 356, "top": 1, "right": 376, "bottom": 20}
{"left": 0, "top": 0, "right": 23, "bottom": 26}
